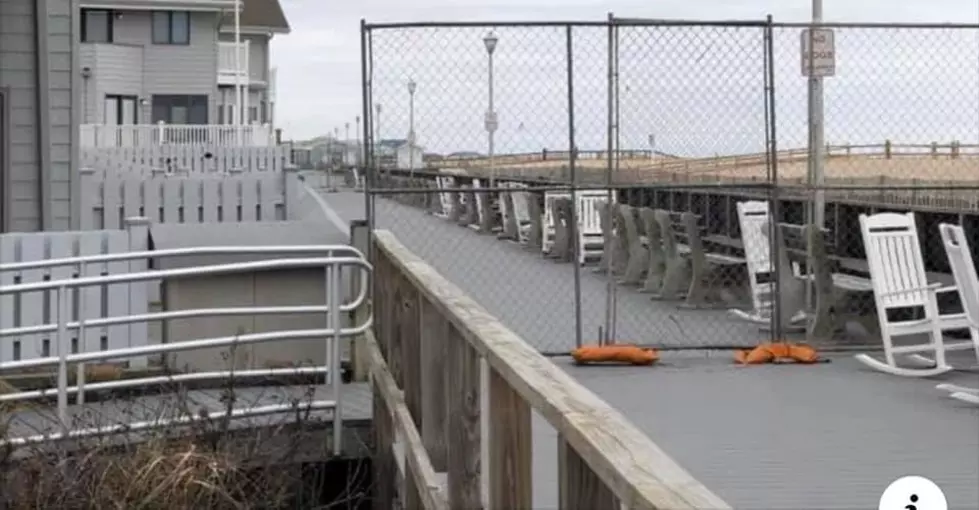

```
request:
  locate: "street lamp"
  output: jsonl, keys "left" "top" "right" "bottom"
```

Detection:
{"left": 483, "top": 31, "right": 499, "bottom": 187}
{"left": 407, "top": 79, "right": 417, "bottom": 178}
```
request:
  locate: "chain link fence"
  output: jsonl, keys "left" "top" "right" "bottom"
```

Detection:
{"left": 360, "top": 19, "right": 979, "bottom": 354}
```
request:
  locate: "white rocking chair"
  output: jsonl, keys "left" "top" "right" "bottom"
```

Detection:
{"left": 729, "top": 201, "right": 775, "bottom": 323}
{"left": 932, "top": 223, "right": 979, "bottom": 404}
{"left": 855, "top": 212, "right": 977, "bottom": 377}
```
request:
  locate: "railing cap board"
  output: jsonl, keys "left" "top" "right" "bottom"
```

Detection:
{"left": 373, "top": 230, "right": 731, "bottom": 510}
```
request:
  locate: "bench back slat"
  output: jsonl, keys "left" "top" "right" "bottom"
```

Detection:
{"left": 860, "top": 212, "right": 929, "bottom": 309}
{"left": 939, "top": 223, "right": 979, "bottom": 326}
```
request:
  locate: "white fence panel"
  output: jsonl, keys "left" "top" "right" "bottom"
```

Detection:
{"left": 79, "top": 170, "right": 300, "bottom": 230}
{"left": 81, "top": 145, "right": 289, "bottom": 174}
{"left": 80, "top": 123, "right": 273, "bottom": 148}
{"left": 0, "top": 222, "right": 150, "bottom": 365}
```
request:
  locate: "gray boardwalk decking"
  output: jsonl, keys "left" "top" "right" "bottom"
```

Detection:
{"left": 328, "top": 190, "right": 766, "bottom": 353}
{"left": 318, "top": 188, "right": 978, "bottom": 510}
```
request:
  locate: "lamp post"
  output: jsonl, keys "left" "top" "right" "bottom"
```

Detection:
{"left": 483, "top": 31, "right": 498, "bottom": 187}
{"left": 345, "top": 121, "right": 350, "bottom": 166}
{"left": 407, "top": 79, "right": 417, "bottom": 179}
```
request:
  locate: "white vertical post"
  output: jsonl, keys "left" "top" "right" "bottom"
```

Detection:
{"left": 407, "top": 79, "right": 416, "bottom": 178}
{"left": 76, "top": 261, "right": 88, "bottom": 406}
{"left": 56, "top": 286, "right": 70, "bottom": 432}
{"left": 809, "top": 0, "right": 826, "bottom": 228}
{"left": 328, "top": 263, "right": 343, "bottom": 456}
{"left": 78, "top": 167, "right": 95, "bottom": 230}
{"left": 126, "top": 216, "right": 151, "bottom": 368}
{"left": 282, "top": 165, "right": 298, "bottom": 220}
{"left": 243, "top": 39, "right": 251, "bottom": 127}
{"left": 233, "top": 0, "right": 242, "bottom": 144}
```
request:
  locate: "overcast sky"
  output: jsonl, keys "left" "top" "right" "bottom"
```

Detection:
{"left": 270, "top": 0, "right": 979, "bottom": 155}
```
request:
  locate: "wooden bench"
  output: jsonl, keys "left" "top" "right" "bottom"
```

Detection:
{"left": 616, "top": 204, "right": 648, "bottom": 285}
{"left": 593, "top": 201, "right": 629, "bottom": 276}
{"left": 771, "top": 222, "right": 876, "bottom": 340}
{"left": 648, "top": 210, "right": 745, "bottom": 308}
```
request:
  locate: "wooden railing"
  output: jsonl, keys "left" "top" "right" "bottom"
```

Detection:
{"left": 441, "top": 141, "right": 976, "bottom": 172}
{"left": 367, "top": 230, "right": 730, "bottom": 509}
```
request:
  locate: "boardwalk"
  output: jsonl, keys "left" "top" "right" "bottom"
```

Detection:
{"left": 325, "top": 190, "right": 765, "bottom": 353}
{"left": 316, "top": 185, "right": 979, "bottom": 509}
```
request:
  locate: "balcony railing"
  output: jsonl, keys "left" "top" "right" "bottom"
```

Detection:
{"left": 218, "top": 40, "right": 251, "bottom": 85}
{"left": 80, "top": 122, "right": 274, "bottom": 147}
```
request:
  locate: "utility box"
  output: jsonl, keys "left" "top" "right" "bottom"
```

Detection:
{"left": 150, "top": 222, "right": 353, "bottom": 372}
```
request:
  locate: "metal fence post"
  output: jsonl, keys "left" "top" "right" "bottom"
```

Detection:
{"left": 764, "top": 15, "right": 783, "bottom": 342}
{"left": 566, "top": 25, "right": 583, "bottom": 350}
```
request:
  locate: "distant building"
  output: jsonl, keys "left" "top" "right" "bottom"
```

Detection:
{"left": 376, "top": 139, "right": 424, "bottom": 170}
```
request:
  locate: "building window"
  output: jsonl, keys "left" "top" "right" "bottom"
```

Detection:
{"left": 151, "top": 11, "right": 190, "bottom": 45}
{"left": 104, "top": 95, "right": 138, "bottom": 124}
{"left": 260, "top": 101, "right": 268, "bottom": 124}
{"left": 81, "top": 9, "right": 113, "bottom": 43}
{"left": 151, "top": 95, "right": 208, "bottom": 125}
{"left": 249, "top": 106, "right": 258, "bottom": 123}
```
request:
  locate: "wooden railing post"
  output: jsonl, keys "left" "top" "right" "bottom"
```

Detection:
{"left": 446, "top": 325, "right": 482, "bottom": 509}
{"left": 488, "top": 368, "right": 532, "bottom": 509}
{"left": 401, "top": 286, "right": 422, "bottom": 423}
{"left": 419, "top": 299, "right": 448, "bottom": 470}
{"left": 558, "top": 435, "right": 618, "bottom": 510}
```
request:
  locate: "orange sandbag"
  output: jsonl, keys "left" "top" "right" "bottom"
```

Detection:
{"left": 571, "top": 345, "right": 660, "bottom": 366}
{"left": 734, "top": 342, "right": 820, "bottom": 365}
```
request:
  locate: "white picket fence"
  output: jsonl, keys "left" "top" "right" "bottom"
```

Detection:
{"left": 82, "top": 145, "right": 290, "bottom": 174}
{"left": 80, "top": 123, "right": 274, "bottom": 148}
{"left": 79, "top": 169, "right": 300, "bottom": 230}
{"left": 0, "top": 221, "right": 150, "bottom": 365}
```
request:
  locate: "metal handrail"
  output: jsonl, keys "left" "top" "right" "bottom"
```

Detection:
{"left": 1, "top": 400, "right": 338, "bottom": 448}
{"left": 1, "top": 254, "right": 372, "bottom": 455}
{"left": 0, "top": 305, "right": 342, "bottom": 338}
{"left": 0, "top": 244, "right": 370, "bottom": 314}
{"left": 0, "top": 325, "right": 369, "bottom": 372}
{"left": 0, "top": 367, "right": 330, "bottom": 403}
{"left": 0, "top": 244, "right": 364, "bottom": 272}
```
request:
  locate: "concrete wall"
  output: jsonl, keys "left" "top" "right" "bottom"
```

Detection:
{"left": 0, "top": 0, "right": 79, "bottom": 232}
{"left": 163, "top": 268, "right": 336, "bottom": 372}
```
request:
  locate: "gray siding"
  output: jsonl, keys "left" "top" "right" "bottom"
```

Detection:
{"left": 0, "top": 0, "right": 77, "bottom": 232}
{"left": 104, "top": 10, "right": 219, "bottom": 122}
{"left": 47, "top": 0, "right": 75, "bottom": 228}
{"left": 80, "top": 43, "right": 144, "bottom": 123}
